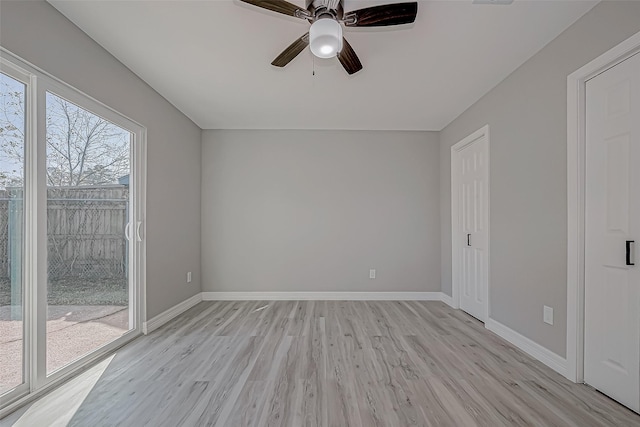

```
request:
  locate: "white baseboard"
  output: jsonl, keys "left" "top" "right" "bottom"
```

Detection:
{"left": 143, "top": 293, "right": 203, "bottom": 334}
{"left": 440, "top": 292, "right": 455, "bottom": 308}
{"left": 201, "top": 291, "right": 447, "bottom": 301}
{"left": 485, "top": 318, "right": 569, "bottom": 379}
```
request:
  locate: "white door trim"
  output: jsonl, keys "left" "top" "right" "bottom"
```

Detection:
{"left": 567, "top": 30, "right": 640, "bottom": 384}
{"left": 451, "top": 125, "right": 490, "bottom": 320}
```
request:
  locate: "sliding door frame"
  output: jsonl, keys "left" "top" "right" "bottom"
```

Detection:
{"left": 0, "top": 53, "right": 37, "bottom": 410}
{"left": 0, "top": 49, "right": 147, "bottom": 416}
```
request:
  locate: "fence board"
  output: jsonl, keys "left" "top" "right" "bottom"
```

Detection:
{"left": 0, "top": 185, "right": 128, "bottom": 280}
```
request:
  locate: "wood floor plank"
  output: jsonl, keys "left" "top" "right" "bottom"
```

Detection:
{"left": 3, "top": 301, "right": 640, "bottom": 427}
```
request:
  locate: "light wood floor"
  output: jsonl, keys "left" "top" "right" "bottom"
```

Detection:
{"left": 2, "top": 301, "right": 640, "bottom": 426}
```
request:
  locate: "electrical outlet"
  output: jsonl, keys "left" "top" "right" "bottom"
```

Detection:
{"left": 187, "top": 272, "right": 192, "bottom": 283}
{"left": 369, "top": 269, "right": 376, "bottom": 279}
{"left": 543, "top": 306, "right": 553, "bottom": 325}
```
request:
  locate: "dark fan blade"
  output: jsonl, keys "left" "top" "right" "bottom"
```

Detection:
{"left": 343, "top": 2, "right": 417, "bottom": 27}
{"left": 272, "top": 33, "right": 309, "bottom": 67}
{"left": 240, "top": 0, "right": 308, "bottom": 18}
{"left": 338, "top": 38, "right": 363, "bottom": 75}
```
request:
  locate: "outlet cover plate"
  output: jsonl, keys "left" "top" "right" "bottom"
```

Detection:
{"left": 543, "top": 306, "right": 553, "bottom": 325}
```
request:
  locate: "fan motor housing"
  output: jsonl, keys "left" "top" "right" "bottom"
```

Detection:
{"left": 306, "top": 0, "right": 344, "bottom": 20}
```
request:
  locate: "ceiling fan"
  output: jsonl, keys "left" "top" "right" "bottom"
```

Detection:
{"left": 239, "top": 0, "right": 418, "bottom": 75}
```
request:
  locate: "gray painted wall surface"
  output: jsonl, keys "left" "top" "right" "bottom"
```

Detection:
{"left": 0, "top": 1, "right": 202, "bottom": 318}
{"left": 5, "top": 0, "right": 639, "bottom": 363}
{"left": 202, "top": 130, "right": 440, "bottom": 293}
{"left": 440, "top": 1, "right": 640, "bottom": 357}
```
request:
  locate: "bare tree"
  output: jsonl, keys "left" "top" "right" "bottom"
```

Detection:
{"left": 45, "top": 94, "right": 130, "bottom": 187}
{"left": 0, "top": 80, "right": 130, "bottom": 188}
{"left": 0, "top": 78, "right": 26, "bottom": 187}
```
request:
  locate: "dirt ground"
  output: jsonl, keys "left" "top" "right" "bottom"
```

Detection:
{"left": 0, "top": 277, "right": 128, "bottom": 306}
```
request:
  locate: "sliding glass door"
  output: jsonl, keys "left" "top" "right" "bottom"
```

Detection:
{"left": 0, "top": 68, "right": 28, "bottom": 402}
{"left": 0, "top": 53, "right": 146, "bottom": 412}
{"left": 45, "top": 91, "right": 135, "bottom": 376}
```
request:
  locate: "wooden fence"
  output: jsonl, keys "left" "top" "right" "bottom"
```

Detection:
{"left": 0, "top": 185, "right": 128, "bottom": 280}
{"left": 0, "top": 193, "right": 9, "bottom": 280}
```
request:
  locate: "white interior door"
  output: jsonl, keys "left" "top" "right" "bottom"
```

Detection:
{"left": 584, "top": 51, "right": 640, "bottom": 413}
{"left": 452, "top": 128, "right": 489, "bottom": 322}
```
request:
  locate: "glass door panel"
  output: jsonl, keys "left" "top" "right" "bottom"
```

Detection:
{"left": 0, "top": 72, "right": 26, "bottom": 396}
{"left": 45, "top": 91, "right": 132, "bottom": 375}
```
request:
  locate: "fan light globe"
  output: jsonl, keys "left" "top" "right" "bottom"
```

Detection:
{"left": 309, "top": 18, "right": 343, "bottom": 59}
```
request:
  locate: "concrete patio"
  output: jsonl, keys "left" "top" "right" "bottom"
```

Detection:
{"left": 0, "top": 305, "right": 128, "bottom": 393}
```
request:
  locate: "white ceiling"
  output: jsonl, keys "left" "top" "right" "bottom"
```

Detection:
{"left": 49, "top": 0, "right": 597, "bottom": 131}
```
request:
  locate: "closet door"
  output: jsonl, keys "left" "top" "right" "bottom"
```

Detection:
{"left": 452, "top": 127, "right": 489, "bottom": 322}
{"left": 584, "top": 51, "right": 640, "bottom": 413}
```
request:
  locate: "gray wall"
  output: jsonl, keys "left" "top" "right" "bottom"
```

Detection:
{"left": 440, "top": 1, "right": 640, "bottom": 357}
{"left": 202, "top": 130, "right": 440, "bottom": 293}
{"left": 0, "top": 1, "right": 202, "bottom": 318}
{"left": 5, "top": 0, "right": 638, "bottom": 361}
